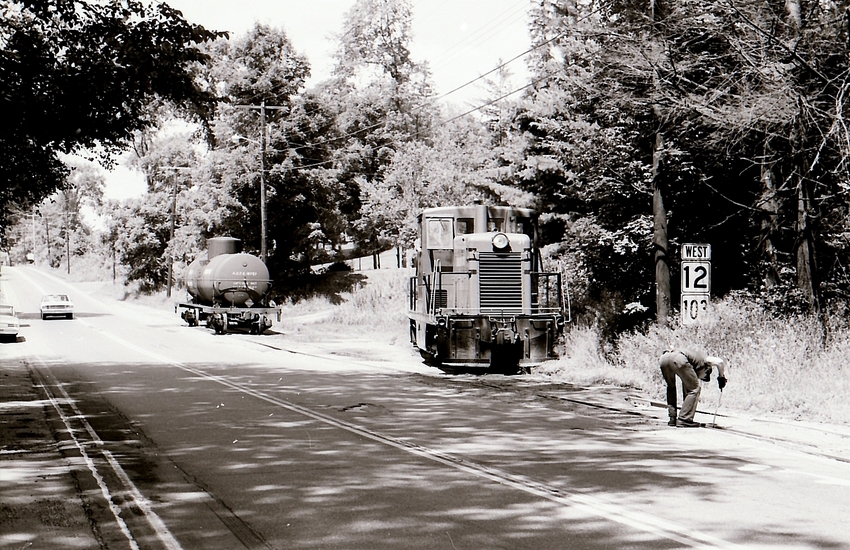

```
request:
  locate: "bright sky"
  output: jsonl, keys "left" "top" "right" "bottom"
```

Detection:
{"left": 165, "top": 0, "right": 533, "bottom": 105}
{"left": 102, "top": 0, "right": 534, "bottom": 199}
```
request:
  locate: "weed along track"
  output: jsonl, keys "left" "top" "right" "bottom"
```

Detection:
{"left": 246, "top": 334, "right": 850, "bottom": 465}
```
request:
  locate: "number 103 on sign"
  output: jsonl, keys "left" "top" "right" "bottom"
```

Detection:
{"left": 681, "top": 294, "right": 709, "bottom": 325}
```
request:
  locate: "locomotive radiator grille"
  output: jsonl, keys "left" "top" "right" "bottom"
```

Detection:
{"left": 479, "top": 252, "right": 522, "bottom": 312}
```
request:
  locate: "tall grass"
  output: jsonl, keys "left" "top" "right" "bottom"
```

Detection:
{"left": 542, "top": 298, "right": 850, "bottom": 425}
{"left": 278, "top": 268, "right": 411, "bottom": 346}
{"left": 40, "top": 260, "right": 849, "bottom": 424}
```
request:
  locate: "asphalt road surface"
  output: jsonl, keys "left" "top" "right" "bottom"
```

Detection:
{"left": 2, "top": 265, "right": 850, "bottom": 549}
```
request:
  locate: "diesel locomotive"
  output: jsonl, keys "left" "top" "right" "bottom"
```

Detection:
{"left": 177, "top": 237, "right": 280, "bottom": 334}
{"left": 408, "top": 205, "right": 568, "bottom": 372}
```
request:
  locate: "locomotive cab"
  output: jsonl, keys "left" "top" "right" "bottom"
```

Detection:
{"left": 409, "top": 205, "right": 566, "bottom": 372}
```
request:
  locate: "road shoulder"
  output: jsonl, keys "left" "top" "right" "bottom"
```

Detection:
{"left": 0, "top": 358, "right": 100, "bottom": 549}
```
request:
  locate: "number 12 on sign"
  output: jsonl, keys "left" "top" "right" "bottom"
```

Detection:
{"left": 681, "top": 294, "right": 709, "bottom": 325}
{"left": 681, "top": 261, "right": 711, "bottom": 294}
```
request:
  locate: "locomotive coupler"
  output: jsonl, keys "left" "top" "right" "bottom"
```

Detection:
{"left": 491, "top": 317, "right": 520, "bottom": 346}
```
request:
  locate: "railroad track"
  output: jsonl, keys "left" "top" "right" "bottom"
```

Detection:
{"left": 471, "top": 377, "right": 850, "bottom": 465}
{"left": 28, "top": 326, "right": 847, "bottom": 550}
{"left": 248, "top": 336, "right": 850, "bottom": 465}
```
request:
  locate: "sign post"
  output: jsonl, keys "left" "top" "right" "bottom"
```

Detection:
{"left": 680, "top": 243, "right": 711, "bottom": 325}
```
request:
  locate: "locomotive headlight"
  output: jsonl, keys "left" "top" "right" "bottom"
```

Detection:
{"left": 492, "top": 233, "right": 511, "bottom": 252}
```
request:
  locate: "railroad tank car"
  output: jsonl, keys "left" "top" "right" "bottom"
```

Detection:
{"left": 177, "top": 237, "right": 280, "bottom": 334}
{"left": 408, "top": 205, "right": 568, "bottom": 372}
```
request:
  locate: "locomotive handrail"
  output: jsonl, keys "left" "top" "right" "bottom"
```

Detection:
{"left": 429, "top": 260, "right": 441, "bottom": 314}
{"left": 530, "top": 271, "right": 563, "bottom": 314}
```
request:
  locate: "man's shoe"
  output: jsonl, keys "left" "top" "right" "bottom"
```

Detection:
{"left": 667, "top": 419, "right": 677, "bottom": 426}
{"left": 677, "top": 418, "right": 704, "bottom": 428}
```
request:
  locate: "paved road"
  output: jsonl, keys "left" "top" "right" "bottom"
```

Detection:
{"left": 2, "top": 265, "right": 850, "bottom": 549}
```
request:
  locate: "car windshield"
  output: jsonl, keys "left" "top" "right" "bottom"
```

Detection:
{"left": 43, "top": 295, "right": 69, "bottom": 302}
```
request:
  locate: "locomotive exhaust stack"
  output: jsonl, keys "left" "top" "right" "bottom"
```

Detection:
{"left": 176, "top": 237, "right": 281, "bottom": 334}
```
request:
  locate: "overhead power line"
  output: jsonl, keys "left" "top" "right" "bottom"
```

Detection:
{"left": 280, "top": 30, "right": 568, "bottom": 160}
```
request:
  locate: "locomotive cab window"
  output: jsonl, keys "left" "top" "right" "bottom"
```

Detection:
{"left": 457, "top": 218, "right": 474, "bottom": 235}
{"left": 488, "top": 218, "right": 504, "bottom": 232}
{"left": 516, "top": 217, "right": 535, "bottom": 240}
{"left": 426, "top": 218, "right": 454, "bottom": 249}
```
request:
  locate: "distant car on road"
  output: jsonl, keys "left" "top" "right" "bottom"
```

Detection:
{"left": 40, "top": 294, "right": 74, "bottom": 320}
{"left": 0, "top": 304, "right": 20, "bottom": 341}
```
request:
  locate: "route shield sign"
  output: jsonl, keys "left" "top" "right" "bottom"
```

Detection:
{"left": 681, "top": 294, "right": 709, "bottom": 326}
{"left": 680, "top": 243, "right": 712, "bottom": 326}
{"left": 681, "top": 261, "right": 711, "bottom": 294}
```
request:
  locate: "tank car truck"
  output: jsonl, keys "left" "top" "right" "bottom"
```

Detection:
{"left": 177, "top": 237, "right": 281, "bottom": 334}
{"left": 408, "top": 205, "right": 567, "bottom": 372}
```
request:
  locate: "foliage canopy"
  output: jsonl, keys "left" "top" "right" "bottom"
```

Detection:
{"left": 0, "top": 0, "right": 225, "bottom": 229}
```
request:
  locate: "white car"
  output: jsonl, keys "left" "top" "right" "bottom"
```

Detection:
{"left": 40, "top": 294, "right": 74, "bottom": 320}
{"left": 0, "top": 304, "right": 20, "bottom": 341}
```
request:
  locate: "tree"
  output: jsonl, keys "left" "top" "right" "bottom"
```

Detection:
{"left": 0, "top": 0, "right": 225, "bottom": 229}
{"left": 504, "top": 0, "right": 659, "bottom": 331}
{"left": 3, "top": 156, "right": 105, "bottom": 270}
{"left": 106, "top": 126, "right": 240, "bottom": 291}
{"left": 359, "top": 117, "right": 502, "bottom": 250}
{"left": 204, "top": 24, "right": 345, "bottom": 281}
{"left": 334, "top": 0, "right": 416, "bottom": 87}
{"left": 512, "top": 0, "right": 850, "bottom": 332}
{"left": 329, "top": 0, "right": 440, "bottom": 256}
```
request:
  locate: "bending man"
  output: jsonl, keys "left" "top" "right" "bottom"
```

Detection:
{"left": 659, "top": 349, "right": 727, "bottom": 427}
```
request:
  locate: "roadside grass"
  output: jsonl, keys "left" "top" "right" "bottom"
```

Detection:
{"left": 39, "top": 262, "right": 850, "bottom": 425}
{"left": 541, "top": 299, "right": 850, "bottom": 425}
{"left": 276, "top": 268, "right": 410, "bottom": 347}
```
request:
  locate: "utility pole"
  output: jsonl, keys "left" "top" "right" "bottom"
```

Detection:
{"left": 235, "top": 102, "right": 286, "bottom": 264}
{"left": 31, "top": 207, "right": 36, "bottom": 263}
{"left": 162, "top": 166, "right": 191, "bottom": 298}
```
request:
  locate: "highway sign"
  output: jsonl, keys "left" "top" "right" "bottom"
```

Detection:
{"left": 681, "top": 293, "right": 710, "bottom": 326}
{"left": 681, "top": 261, "right": 711, "bottom": 294}
{"left": 681, "top": 243, "right": 711, "bottom": 261}
{"left": 681, "top": 243, "right": 712, "bottom": 326}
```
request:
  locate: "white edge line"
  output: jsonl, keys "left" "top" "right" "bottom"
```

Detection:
{"left": 88, "top": 325, "right": 747, "bottom": 550}
{"left": 31, "top": 365, "right": 141, "bottom": 550}
{"left": 32, "top": 357, "right": 183, "bottom": 550}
